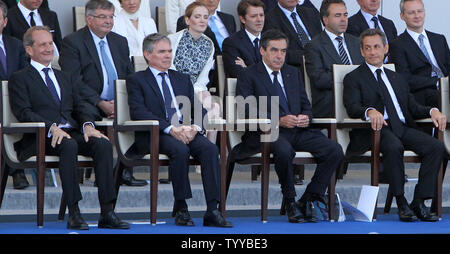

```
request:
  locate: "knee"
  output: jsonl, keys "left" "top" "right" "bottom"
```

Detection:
{"left": 382, "top": 142, "right": 404, "bottom": 156}
{"left": 92, "top": 137, "right": 113, "bottom": 152}
{"left": 59, "top": 138, "right": 78, "bottom": 154}
{"left": 171, "top": 143, "right": 190, "bottom": 160}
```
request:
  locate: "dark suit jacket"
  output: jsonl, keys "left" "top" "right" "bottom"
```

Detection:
{"left": 305, "top": 31, "right": 364, "bottom": 117}
{"left": 176, "top": 11, "right": 236, "bottom": 56}
{"left": 343, "top": 63, "right": 432, "bottom": 155}
{"left": 222, "top": 29, "right": 261, "bottom": 78}
{"left": 4, "top": 5, "right": 62, "bottom": 51}
{"left": 262, "top": 0, "right": 319, "bottom": 15}
{"left": 0, "top": 35, "right": 27, "bottom": 80}
{"left": 8, "top": 65, "right": 94, "bottom": 161}
{"left": 264, "top": 4, "right": 322, "bottom": 68}
{"left": 389, "top": 30, "right": 450, "bottom": 96}
{"left": 234, "top": 62, "right": 312, "bottom": 159}
{"left": 347, "top": 10, "right": 398, "bottom": 43}
{"left": 125, "top": 68, "right": 207, "bottom": 156}
{"left": 5, "top": 0, "right": 49, "bottom": 10}
{"left": 59, "top": 26, "right": 133, "bottom": 119}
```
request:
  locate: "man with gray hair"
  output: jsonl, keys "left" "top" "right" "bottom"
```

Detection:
{"left": 390, "top": 0, "right": 449, "bottom": 108}
{"left": 9, "top": 26, "right": 130, "bottom": 230}
{"left": 125, "top": 33, "right": 233, "bottom": 228}
{"left": 59, "top": 0, "right": 146, "bottom": 186}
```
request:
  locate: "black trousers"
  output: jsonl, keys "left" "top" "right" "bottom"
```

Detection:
{"left": 272, "top": 128, "right": 343, "bottom": 199}
{"left": 380, "top": 126, "right": 444, "bottom": 199}
{"left": 46, "top": 129, "right": 116, "bottom": 207}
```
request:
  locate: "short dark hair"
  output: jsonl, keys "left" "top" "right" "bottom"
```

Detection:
{"left": 85, "top": 0, "right": 115, "bottom": 17}
{"left": 359, "top": 28, "right": 387, "bottom": 48}
{"left": 260, "top": 29, "right": 289, "bottom": 50}
{"left": 319, "top": 0, "right": 346, "bottom": 25}
{"left": 237, "top": 0, "right": 265, "bottom": 17}
{"left": 0, "top": 0, "right": 7, "bottom": 19}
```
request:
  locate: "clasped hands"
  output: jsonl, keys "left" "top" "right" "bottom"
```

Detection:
{"left": 367, "top": 109, "right": 446, "bottom": 131}
{"left": 49, "top": 124, "right": 108, "bottom": 148}
{"left": 98, "top": 100, "right": 115, "bottom": 118}
{"left": 279, "top": 114, "right": 310, "bottom": 128}
{"left": 169, "top": 125, "right": 198, "bottom": 144}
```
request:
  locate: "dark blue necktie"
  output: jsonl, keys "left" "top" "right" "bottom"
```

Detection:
{"left": 253, "top": 38, "right": 261, "bottom": 62}
{"left": 272, "top": 71, "right": 290, "bottom": 115}
{"left": 42, "top": 68, "right": 66, "bottom": 125}
{"left": 371, "top": 16, "right": 379, "bottom": 29}
{"left": 0, "top": 46, "right": 7, "bottom": 75}
{"left": 158, "top": 72, "right": 177, "bottom": 122}
{"left": 290, "top": 12, "right": 310, "bottom": 47}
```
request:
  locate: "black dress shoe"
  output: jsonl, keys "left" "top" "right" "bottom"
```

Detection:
{"left": 285, "top": 202, "right": 305, "bottom": 223}
{"left": 397, "top": 203, "right": 418, "bottom": 222}
{"left": 121, "top": 168, "right": 148, "bottom": 186}
{"left": 203, "top": 209, "right": 233, "bottom": 227}
{"left": 410, "top": 199, "right": 439, "bottom": 222}
{"left": 67, "top": 212, "right": 89, "bottom": 230}
{"left": 296, "top": 200, "right": 318, "bottom": 223}
{"left": 12, "top": 170, "right": 29, "bottom": 190}
{"left": 174, "top": 209, "right": 194, "bottom": 226}
{"left": 98, "top": 211, "right": 130, "bottom": 229}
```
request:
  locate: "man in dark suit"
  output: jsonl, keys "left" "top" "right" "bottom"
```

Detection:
{"left": 0, "top": 0, "right": 28, "bottom": 189}
{"left": 305, "top": 0, "right": 363, "bottom": 118}
{"left": 9, "top": 26, "right": 130, "bottom": 230}
{"left": 262, "top": 0, "right": 318, "bottom": 15}
{"left": 263, "top": 0, "right": 322, "bottom": 69}
{"left": 347, "top": 0, "right": 398, "bottom": 44}
{"left": 233, "top": 29, "right": 343, "bottom": 223}
{"left": 222, "top": 0, "right": 265, "bottom": 78}
{"left": 4, "top": 0, "right": 48, "bottom": 10}
{"left": 343, "top": 29, "right": 446, "bottom": 222}
{"left": 4, "top": 0, "right": 62, "bottom": 54}
{"left": 125, "top": 33, "right": 232, "bottom": 228}
{"left": 59, "top": 0, "right": 145, "bottom": 186}
{"left": 389, "top": 0, "right": 449, "bottom": 108}
{"left": 176, "top": 0, "right": 236, "bottom": 56}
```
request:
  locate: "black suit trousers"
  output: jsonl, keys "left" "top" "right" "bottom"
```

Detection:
{"left": 272, "top": 128, "right": 343, "bottom": 199}
{"left": 46, "top": 129, "right": 116, "bottom": 207}
{"left": 379, "top": 126, "right": 444, "bottom": 199}
{"left": 159, "top": 133, "right": 221, "bottom": 203}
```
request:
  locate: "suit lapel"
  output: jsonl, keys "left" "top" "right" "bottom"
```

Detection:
{"left": 13, "top": 7, "right": 30, "bottom": 31}
{"left": 256, "top": 63, "right": 278, "bottom": 98}
{"left": 346, "top": 34, "right": 362, "bottom": 64}
{"left": 28, "top": 66, "right": 59, "bottom": 107}
{"left": 361, "top": 63, "right": 382, "bottom": 99}
{"left": 217, "top": 12, "right": 233, "bottom": 34}
{"left": 427, "top": 31, "right": 446, "bottom": 72}
{"left": 275, "top": 6, "right": 302, "bottom": 47}
{"left": 356, "top": 11, "right": 370, "bottom": 31}
{"left": 239, "top": 30, "right": 259, "bottom": 62}
{"left": 402, "top": 31, "right": 429, "bottom": 64}
{"left": 320, "top": 32, "right": 342, "bottom": 64}
{"left": 281, "top": 66, "right": 299, "bottom": 114}
{"left": 143, "top": 68, "right": 166, "bottom": 113}
{"left": 106, "top": 33, "right": 123, "bottom": 77}
{"left": 82, "top": 27, "right": 104, "bottom": 84}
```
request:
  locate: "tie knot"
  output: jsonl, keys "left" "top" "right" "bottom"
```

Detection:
{"left": 418, "top": 34, "right": 425, "bottom": 42}
{"left": 42, "top": 67, "right": 50, "bottom": 75}
{"left": 336, "top": 36, "right": 343, "bottom": 42}
{"left": 99, "top": 40, "right": 106, "bottom": 47}
{"left": 272, "top": 71, "right": 279, "bottom": 77}
{"left": 159, "top": 72, "right": 167, "bottom": 78}
{"left": 376, "top": 68, "right": 383, "bottom": 76}
{"left": 290, "top": 12, "right": 297, "bottom": 19}
{"left": 30, "top": 12, "right": 34, "bottom": 17}
{"left": 371, "top": 16, "right": 378, "bottom": 22}
{"left": 254, "top": 38, "right": 259, "bottom": 44}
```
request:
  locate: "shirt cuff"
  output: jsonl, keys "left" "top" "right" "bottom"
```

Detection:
{"left": 47, "top": 123, "right": 57, "bottom": 138}
{"left": 364, "top": 107, "right": 376, "bottom": 121}
{"left": 164, "top": 125, "right": 173, "bottom": 134}
{"left": 430, "top": 107, "right": 439, "bottom": 116}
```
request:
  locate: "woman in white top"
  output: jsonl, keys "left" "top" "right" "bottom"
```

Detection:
{"left": 110, "top": 0, "right": 152, "bottom": 19}
{"left": 112, "top": 0, "right": 157, "bottom": 56}
{"left": 165, "top": 0, "right": 195, "bottom": 35}
{"left": 168, "top": 2, "right": 220, "bottom": 153}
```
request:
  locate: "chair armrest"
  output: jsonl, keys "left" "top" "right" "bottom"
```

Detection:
{"left": 236, "top": 119, "right": 271, "bottom": 124}
{"left": 94, "top": 120, "right": 113, "bottom": 127}
{"left": 10, "top": 122, "right": 45, "bottom": 128}
{"left": 122, "top": 120, "right": 159, "bottom": 126}
{"left": 311, "top": 118, "right": 337, "bottom": 124}
{"left": 337, "top": 118, "right": 371, "bottom": 129}
{"left": 114, "top": 120, "right": 159, "bottom": 132}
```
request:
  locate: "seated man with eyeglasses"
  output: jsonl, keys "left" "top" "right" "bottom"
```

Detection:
{"left": 59, "top": 0, "right": 146, "bottom": 186}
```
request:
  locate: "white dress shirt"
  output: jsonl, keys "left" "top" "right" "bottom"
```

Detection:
{"left": 360, "top": 10, "right": 387, "bottom": 37}
{"left": 245, "top": 29, "right": 261, "bottom": 46}
{"left": 262, "top": 60, "right": 287, "bottom": 99}
{"left": 209, "top": 11, "right": 230, "bottom": 39}
{"left": 89, "top": 29, "right": 118, "bottom": 101}
{"left": 278, "top": 2, "right": 311, "bottom": 40}
{"left": 324, "top": 28, "right": 353, "bottom": 64}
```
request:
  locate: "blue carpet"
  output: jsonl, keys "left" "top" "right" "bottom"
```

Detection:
{"left": 1, "top": 214, "right": 450, "bottom": 234}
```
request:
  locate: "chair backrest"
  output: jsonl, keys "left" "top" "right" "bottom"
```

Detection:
{"left": 302, "top": 56, "right": 312, "bottom": 102}
{"left": 73, "top": 6, "right": 86, "bottom": 32}
{"left": 2, "top": 81, "right": 22, "bottom": 163}
{"left": 226, "top": 78, "right": 244, "bottom": 150}
{"left": 51, "top": 56, "right": 61, "bottom": 70}
{"left": 115, "top": 79, "right": 135, "bottom": 155}
{"left": 333, "top": 63, "right": 395, "bottom": 151}
{"left": 440, "top": 77, "right": 450, "bottom": 153}
{"left": 216, "top": 55, "right": 225, "bottom": 100}
{"left": 133, "top": 56, "right": 148, "bottom": 72}
{"left": 156, "top": 6, "right": 168, "bottom": 35}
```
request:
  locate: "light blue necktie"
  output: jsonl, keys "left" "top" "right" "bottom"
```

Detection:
{"left": 99, "top": 40, "right": 118, "bottom": 101}
{"left": 209, "top": 16, "right": 224, "bottom": 51}
{"left": 418, "top": 34, "right": 444, "bottom": 78}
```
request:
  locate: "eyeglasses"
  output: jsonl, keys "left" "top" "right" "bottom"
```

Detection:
{"left": 90, "top": 14, "right": 115, "bottom": 20}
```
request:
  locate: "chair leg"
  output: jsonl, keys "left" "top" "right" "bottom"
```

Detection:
{"left": 337, "top": 161, "right": 349, "bottom": 180}
{"left": 58, "top": 192, "right": 66, "bottom": 220}
{"left": 37, "top": 167, "right": 45, "bottom": 227}
{"left": 218, "top": 130, "right": 227, "bottom": 218}
{"left": 384, "top": 185, "right": 393, "bottom": 214}
{"left": 261, "top": 142, "right": 270, "bottom": 223}
{"left": 431, "top": 159, "right": 447, "bottom": 217}
{"left": 328, "top": 171, "right": 336, "bottom": 221}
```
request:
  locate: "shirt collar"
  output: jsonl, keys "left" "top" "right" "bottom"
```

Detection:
{"left": 148, "top": 66, "right": 168, "bottom": 78}
{"left": 366, "top": 62, "right": 384, "bottom": 75}
{"left": 324, "top": 28, "right": 344, "bottom": 41}
{"left": 262, "top": 60, "right": 280, "bottom": 77}
{"left": 18, "top": 2, "right": 38, "bottom": 19}
{"left": 360, "top": 9, "right": 378, "bottom": 23}
{"left": 89, "top": 29, "right": 109, "bottom": 45}
{"left": 30, "top": 59, "right": 52, "bottom": 73}
{"left": 245, "top": 29, "right": 261, "bottom": 44}
{"left": 406, "top": 28, "right": 428, "bottom": 43}
{"left": 278, "top": 2, "right": 297, "bottom": 17}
